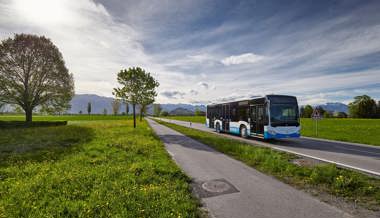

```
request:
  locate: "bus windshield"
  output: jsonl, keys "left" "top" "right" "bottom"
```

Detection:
{"left": 270, "top": 104, "right": 299, "bottom": 126}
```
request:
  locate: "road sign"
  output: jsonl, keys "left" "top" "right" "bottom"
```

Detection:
{"left": 311, "top": 109, "right": 322, "bottom": 136}
{"left": 311, "top": 109, "right": 322, "bottom": 120}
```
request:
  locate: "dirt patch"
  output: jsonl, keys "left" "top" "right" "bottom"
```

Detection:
{"left": 291, "top": 156, "right": 323, "bottom": 167}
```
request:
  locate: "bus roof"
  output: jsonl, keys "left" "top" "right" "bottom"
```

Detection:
{"left": 207, "top": 95, "right": 297, "bottom": 107}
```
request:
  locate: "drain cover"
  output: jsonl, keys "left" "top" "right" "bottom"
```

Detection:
{"left": 192, "top": 178, "right": 239, "bottom": 198}
{"left": 202, "top": 180, "right": 231, "bottom": 193}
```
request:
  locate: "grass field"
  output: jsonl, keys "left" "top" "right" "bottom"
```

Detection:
{"left": 0, "top": 116, "right": 200, "bottom": 217}
{"left": 162, "top": 116, "right": 380, "bottom": 146}
{"left": 301, "top": 118, "right": 380, "bottom": 146}
{"left": 156, "top": 119, "right": 380, "bottom": 210}
{"left": 0, "top": 114, "right": 129, "bottom": 121}
{"left": 163, "top": 116, "right": 205, "bottom": 124}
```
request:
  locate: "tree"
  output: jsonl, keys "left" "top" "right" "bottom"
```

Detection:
{"left": 323, "top": 111, "right": 332, "bottom": 118}
{"left": 0, "top": 102, "right": 4, "bottom": 112}
{"left": 160, "top": 111, "right": 169, "bottom": 116}
{"left": 103, "top": 108, "right": 107, "bottom": 115}
{"left": 0, "top": 34, "right": 74, "bottom": 123}
{"left": 153, "top": 104, "right": 162, "bottom": 117}
{"left": 194, "top": 107, "right": 205, "bottom": 116}
{"left": 377, "top": 101, "right": 380, "bottom": 118}
{"left": 302, "top": 105, "right": 313, "bottom": 118}
{"left": 79, "top": 110, "right": 83, "bottom": 115}
{"left": 112, "top": 99, "right": 121, "bottom": 115}
{"left": 138, "top": 74, "right": 159, "bottom": 121}
{"left": 87, "top": 102, "right": 91, "bottom": 115}
{"left": 299, "top": 106, "right": 305, "bottom": 118}
{"left": 123, "top": 100, "right": 129, "bottom": 115}
{"left": 333, "top": 111, "right": 347, "bottom": 118}
{"left": 113, "top": 67, "right": 159, "bottom": 128}
{"left": 348, "top": 95, "right": 377, "bottom": 118}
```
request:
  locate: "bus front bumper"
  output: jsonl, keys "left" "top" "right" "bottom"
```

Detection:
{"left": 264, "top": 126, "right": 301, "bottom": 139}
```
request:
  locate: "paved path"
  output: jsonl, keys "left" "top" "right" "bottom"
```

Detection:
{"left": 147, "top": 118, "right": 351, "bottom": 218}
{"left": 155, "top": 118, "right": 380, "bottom": 176}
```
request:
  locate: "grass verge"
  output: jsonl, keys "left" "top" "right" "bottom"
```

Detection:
{"left": 301, "top": 118, "right": 380, "bottom": 146}
{"left": 160, "top": 116, "right": 205, "bottom": 124}
{"left": 0, "top": 118, "right": 201, "bottom": 217}
{"left": 156, "top": 119, "right": 380, "bottom": 210}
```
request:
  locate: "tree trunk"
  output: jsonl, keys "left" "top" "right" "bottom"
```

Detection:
{"left": 25, "top": 108, "right": 33, "bottom": 124}
{"left": 140, "top": 107, "right": 143, "bottom": 121}
{"left": 133, "top": 103, "right": 136, "bottom": 128}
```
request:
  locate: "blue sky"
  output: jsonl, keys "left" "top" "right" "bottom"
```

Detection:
{"left": 0, "top": 0, "right": 379, "bottom": 105}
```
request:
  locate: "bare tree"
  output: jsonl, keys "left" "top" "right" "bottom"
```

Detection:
{"left": 112, "top": 99, "right": 121, "bottom": 115}
{"left": 0, "top": 34, "right": 74, "bottom": 123}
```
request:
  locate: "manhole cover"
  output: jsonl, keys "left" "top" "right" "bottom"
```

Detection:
{"left": 202, "top": 180, "right": 231, "bottom": 193}
{"left": 192, "top": 178, "right": 239, "bottom": 198}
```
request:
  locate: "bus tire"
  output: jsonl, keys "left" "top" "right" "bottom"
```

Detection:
{"left": 216, "top": 123, "right": 221, "bottom": 133}
{"left": 240, "top": 126, "right": 248, "bottom": 138}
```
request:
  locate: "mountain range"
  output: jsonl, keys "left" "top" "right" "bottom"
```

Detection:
{"left": 68, "top": 94, "right": 206, "bottom": 114}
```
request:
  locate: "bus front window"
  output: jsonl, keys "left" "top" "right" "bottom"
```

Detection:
{"left": 270, "top": 104, "right": 299, "bottom": 126}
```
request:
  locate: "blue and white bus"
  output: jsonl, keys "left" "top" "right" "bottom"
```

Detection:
{"left": 206, "top": 95, "right": 300, "bottom": 139}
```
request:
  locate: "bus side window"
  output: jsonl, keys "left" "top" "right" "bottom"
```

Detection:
{"left": 232, "top": 108, "right": 236, "bottom": 121}
{"left": 251, "top": 107, "right": 256, "bottom": 121}
{"left": 258, "top": 107, "right": 264, "bottom": 121}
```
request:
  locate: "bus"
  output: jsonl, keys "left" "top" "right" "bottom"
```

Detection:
{"left": 206, "top": 95, "right": 300, "bottom": 139}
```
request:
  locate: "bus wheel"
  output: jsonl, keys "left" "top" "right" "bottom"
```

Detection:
{"left": 216, "top": 123, "right": 221, "bottom": 133}
{"left": 240, "top": 126, "right": 248, "bottom": 138}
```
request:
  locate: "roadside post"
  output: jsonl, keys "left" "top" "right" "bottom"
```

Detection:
{"left": 311, "top": 109, "right": 322, "bottom": 136}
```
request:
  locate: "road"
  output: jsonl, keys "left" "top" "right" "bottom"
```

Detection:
{"left": 147, "top": 118, "right": 351, "bottom": 218}
{"left": 155, "top": 117, "right": 380, "bottom": 177}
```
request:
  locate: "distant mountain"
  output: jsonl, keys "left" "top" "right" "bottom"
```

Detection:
{"left": 169, "top": 107, "right": 194, "bottom": 116}
{"left": 157, "top": 104, "right": 206, "bottom": 113}
{"left": 317, "top": 102, "right": 348, "bottom": 113}
{"left": 68, "top": 94, "right": 206, "bottom": 114}
{"left": 68, "top": 94, "right": 129, "bottom": 114}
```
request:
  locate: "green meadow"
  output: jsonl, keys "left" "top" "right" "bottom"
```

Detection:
{"left": 300, "top": 118, "right": 380, "bottom": 146}
{"left": 163, "top": 116, "right": 380, "bottom": 146}
{"left": 0, "top": 115, "right": 200, "bottom": 217}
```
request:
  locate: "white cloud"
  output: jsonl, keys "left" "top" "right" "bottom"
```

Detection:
{"left": 197, "top": 82, "right": 209, "bottom": 89}
{"left": 221, "top": 53, "right": 264, "bottom": 66}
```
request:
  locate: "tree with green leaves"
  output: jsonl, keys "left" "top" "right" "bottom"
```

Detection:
{"left": 87, "top": 102, "right": 92, "bottom": 115}
{"left": 302, "top": 105, "right": 313, "bottom": 118}
{"left": 112, "top": 99, "right": 121, "bottom": 115}
{"left": 153, "top": 104, "right": 162, "bottom": 117}
{"left": 113, "top": 67, "right": 159, "bottom": 128}
{"left": 348, "top": 95, "right": 377, "bottom": 118}
{"left": 103, "top": 108, "right": 107, "bottom": 115}
{"left": 0, "top": 34, "right": 74, "bottom": 123}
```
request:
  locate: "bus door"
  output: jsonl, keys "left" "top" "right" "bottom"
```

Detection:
{"left": 222, "top": 104, "right": 230, "bottom": 131}
{"left": 257, "top": 105, "right": 265, "bottom": 135}
{"left": 250, "top": 106, "right": 257, "bottom": 134}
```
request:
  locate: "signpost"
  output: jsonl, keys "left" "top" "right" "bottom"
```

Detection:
{"left": 311, "top": 109, "right": 322, "bottom": 136}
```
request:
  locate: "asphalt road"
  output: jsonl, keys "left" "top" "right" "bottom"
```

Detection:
{"left": 147, "top": 118, "right": 351, "bottom": 218}
{"left": 155, "top": 117, "right": 380, "bottom": 176}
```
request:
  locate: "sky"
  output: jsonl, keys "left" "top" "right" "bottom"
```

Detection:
{"left": 0, "top": 0, "right": 379, "bottom": 105}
